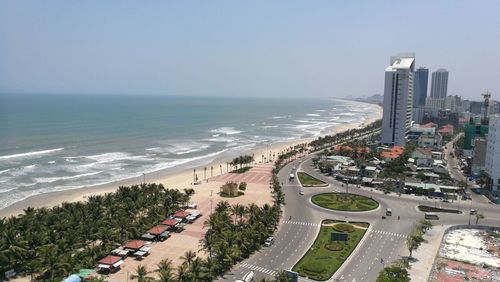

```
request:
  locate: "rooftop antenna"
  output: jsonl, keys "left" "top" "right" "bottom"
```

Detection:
{"left": 482, "top": 90, "right": 491, "bottom": 124}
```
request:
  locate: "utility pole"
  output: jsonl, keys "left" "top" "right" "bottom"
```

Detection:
{"left": 142, "top": 173, "right": 146, "bottom": 185}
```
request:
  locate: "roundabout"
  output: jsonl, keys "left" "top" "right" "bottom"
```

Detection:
{"left": 225, "top": 153, "right": 500, "bottom": 282}
{"left": 311, "top": 192, "right": 379, "bottom": 211}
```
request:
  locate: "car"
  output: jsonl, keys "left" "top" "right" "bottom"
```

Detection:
{"left": 264, "top": 237, "right": 274, "bottom": 247}
{"left": 187, "top": 203, "right": 197, "bottom": 209}
{"left": 299, "top": 190, "right": 304, "bottom": 195}
{"left": 470, "top": 209, "right": 478, "bottom": 215}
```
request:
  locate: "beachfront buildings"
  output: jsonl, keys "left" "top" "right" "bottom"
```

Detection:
{"left": 485, "top": 114, "right": 500, "bottom": 196}
{"left": 381, "top": 54, "right": 415, "bottom": 146}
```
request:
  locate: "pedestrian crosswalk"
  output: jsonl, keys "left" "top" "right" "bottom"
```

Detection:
{"left": 282, "top": 220, "right": 320, "bottom": 227}
{"left": 370, "top": 229, "right": 406, "bottom": 238}
{"left": 240, "top": 262, "right": 277, "bottom": 276}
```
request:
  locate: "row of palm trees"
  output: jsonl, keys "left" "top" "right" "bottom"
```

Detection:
{"left": 229, "top": 155, "right": 254, "bottom": 170}
{"left": 309, "top": 119, "right": 382, "bottom": 150}
{"left": 0, "top": 183, "right": 190, "bottom": 281}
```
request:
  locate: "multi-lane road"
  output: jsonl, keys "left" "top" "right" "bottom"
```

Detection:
{"left": 221, "top": 152, "right": 500, "bottom": 282}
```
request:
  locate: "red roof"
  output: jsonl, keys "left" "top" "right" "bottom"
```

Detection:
{"left": 437, "top": 124, "right": 454, "bottom": 134}
{"left": 148, "top": 225, "right": 168, "bottom": 235}
{"left": 381, "top": 146, "right": 405, "bottom": 159}
{"left": 356, "top": 147, "right": 371, "bottom": 153}
{"left": 173, "top": 211, "right": 189, "bottom": 218}
{"left": 162, "top": 219, "right": 179, "bottom": 226}
{"left": 98, "top": 255, "right": 122, "bottom": 265}
{"left": 422, "top": 122, "right": 437, "bottom": 128}
{"left": 124, "top": 240, "right": 145, "bottom": 250}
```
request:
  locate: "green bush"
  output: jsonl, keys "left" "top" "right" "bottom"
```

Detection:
{"left": 333, "top": 224, "right": 354, "bottom": 233}
{"left": 324, "top": 242, "right": 344, "bottom": 251}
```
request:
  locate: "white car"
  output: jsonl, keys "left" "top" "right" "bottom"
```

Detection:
{"left": 264, "top": 237, "right": 274, "bottom": 247}
{"left": 299, "top": 190, "right": 304, "bottom": 195}
{"left": 187, "top": 203, "right": 197, "bottom": 209}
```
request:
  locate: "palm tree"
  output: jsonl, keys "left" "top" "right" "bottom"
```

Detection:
{"left": 156, "top": 259, "right": 174, "bottom": 282}
{"left": 176, "top": 263, "right": 190, "bottom": 282}
{"left": 181, "top": 250, "right": 196, "bottom": 269}
{"left": 190, "top": 257, "right": 203, "bottom": 281}
{"left": 132, "top": 265, "right": 151, "bottom": 282}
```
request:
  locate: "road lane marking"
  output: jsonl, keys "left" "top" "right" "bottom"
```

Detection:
{"left": 282, "top": 220, "right": 320, "bottom": 227}
{"left": 240, "top": 262, "right": 277, "bottom": 277}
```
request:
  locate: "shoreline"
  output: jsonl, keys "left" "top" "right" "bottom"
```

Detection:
{"left": 0, "top": 103, "right": 382, "bottom": 218}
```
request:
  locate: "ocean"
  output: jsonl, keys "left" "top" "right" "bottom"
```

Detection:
{"left": 0, "top": 94, "right": 380, "bottom": 210}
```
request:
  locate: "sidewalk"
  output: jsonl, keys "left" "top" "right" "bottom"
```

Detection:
{"left": 408, "top": 225, "right": 448, "bottom": 282}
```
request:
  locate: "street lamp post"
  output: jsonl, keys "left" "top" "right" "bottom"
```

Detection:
{"left": 142, "top": 173, "right": 146, "bottom": 185}
{"left": 468, "top": 199, "right": 473, "bottom": 225}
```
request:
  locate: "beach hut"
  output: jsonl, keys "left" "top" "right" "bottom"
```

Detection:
{"left": 124, "top": 240, "right": 145, "bottom": 251}
{"left": 77, "top": 269, "right": 96, "bottom": 280}
{"left": 97, "top": 255, "right": 123, "bottom": 273}
{"left": 173, "top": 210, "right": 190, "bottom": 222}
{"left": 161, "top": 218, "right": 179, "bottom": 228}
{"left": 147, "top": 225, "right": 169, "bottom": 240}
{"left": 63, "top": 274, "right": 81, "bottom": 282}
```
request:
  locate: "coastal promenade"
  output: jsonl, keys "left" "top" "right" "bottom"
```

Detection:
{"left": 108, "top": 164, "right": 275, "bottom": 281}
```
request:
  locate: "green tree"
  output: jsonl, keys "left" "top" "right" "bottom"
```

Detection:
{"left": 406, "top": 229, "right": 424, "bottom": 258}
{"left": 376, "top": 264, "right": 410, "bottom": 282}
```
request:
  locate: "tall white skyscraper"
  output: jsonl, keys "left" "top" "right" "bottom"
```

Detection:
{"left": 485, "top": 114, "right": 500, "bottom": 196}
{"left": 381, "top": 54, "right": 415, "bottom": 146}
{"left": 430, "top": 69, "right": 449, "bottom": 98}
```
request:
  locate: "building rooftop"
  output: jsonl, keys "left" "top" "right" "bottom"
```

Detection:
{"left": 386, "top": 57, "right": 415, "bottom": 71}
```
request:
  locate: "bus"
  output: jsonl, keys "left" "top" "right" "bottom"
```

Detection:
{"left": 425, "top": 212, "right": 439, "bottom": 220}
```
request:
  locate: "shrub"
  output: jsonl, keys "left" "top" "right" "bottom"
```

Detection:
{"left": 333, "top": 224, "right": 354, "bottom": 233}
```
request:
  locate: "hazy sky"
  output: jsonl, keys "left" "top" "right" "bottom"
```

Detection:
{"left": 1, "top": 1, "right": 499, "bottom": 99}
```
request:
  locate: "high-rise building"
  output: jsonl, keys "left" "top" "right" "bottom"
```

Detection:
{"left": 413, "top": 67, "right": 428, "bottom": 106}
{"left": 430, "top": 69, "right": 449, "bottom": 98}
{"left": 444, "top": 95, "right": 462, "bottom": 113}
{"left": 485, "top": 115, "right": 500, "bottom": 196}
{"left": 381, "top": 54, "right": 415, "bottom": 146}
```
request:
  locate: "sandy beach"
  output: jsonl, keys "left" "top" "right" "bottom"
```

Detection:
{"left": 0, "top": 103, "right": 382, "bottom": 218}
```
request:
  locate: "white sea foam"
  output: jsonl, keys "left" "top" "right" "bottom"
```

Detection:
{"left": 209, "top": 127, "right": 242, "bottom": 135}
{"left": 306, "top": 114, "right": 320, "bottom": 117}
{"left": 34, "top": 171, "right": 104, "bottom": 184}
{"left": 204, "top": 136, "right": 237, "bottom": 143}
{"left": 0, "top": 148, "right": 64, "bottom": 160}
{"left": 0, "top": 169, "right": 11, "bottom": 175}
{"left": 48, "top": 161, "right": 56, "bottom": 164}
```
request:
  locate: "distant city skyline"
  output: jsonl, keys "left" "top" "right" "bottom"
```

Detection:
{"left": 0, "top": 1, "right": 499, "bottom": 99}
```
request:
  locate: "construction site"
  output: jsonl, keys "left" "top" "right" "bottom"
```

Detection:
{"left": 430, "top": 227, "right": 500, "bottom": 282}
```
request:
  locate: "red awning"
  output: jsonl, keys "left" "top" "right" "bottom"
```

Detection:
{"left": 148, "top": 225, "right": 168, "bottom": 235}
{"left": 124, "top": 240, "right": 145, "bottom": 250}
{"left": 98, "top": 255, "right": 122, "bottom": 265}
{"left": 161, "top": 219, "right": 179, "bottom": 226}
{"left": 173, "top": 211, "right": 189, "bottom": 218}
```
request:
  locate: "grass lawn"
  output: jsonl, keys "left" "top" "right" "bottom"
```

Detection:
{"left": 312, "top": 193, "right": 379, "bottom": 211}
{"left": 297, "top": 172, "right": 327, "bottom": 187}
{"left": 292, "top": 220, "right": 368, "bottom": 280}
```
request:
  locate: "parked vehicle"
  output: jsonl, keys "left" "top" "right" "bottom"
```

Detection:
{"left": 299, "top": 190, "right": 304, "bottom": 195}
{"left": 264, "top": 237, "right": 274, "bottom": 247}
{"left": 236, "top": 271, "right": 255, "bottom": 282}
{"left": 425, "top": 212, "right": 439, "bottom": 220}
{"left": 289, "top": 173, "right": 295, "bottom": 181}
{"left": 470, "top": 209, "right": 478, "bottom": 215}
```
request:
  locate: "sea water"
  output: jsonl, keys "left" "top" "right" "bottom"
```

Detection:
{"left": 0, "top": 94, "right": 379, "bottom": 210}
